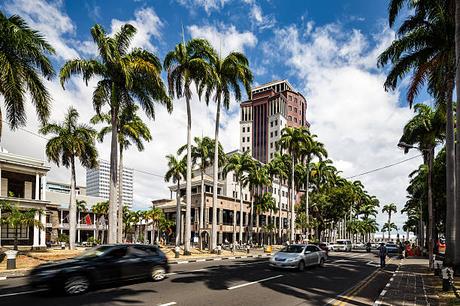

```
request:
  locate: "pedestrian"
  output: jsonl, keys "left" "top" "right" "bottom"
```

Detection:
{"left": 379, "top": 243, "right": 388, "bottom": 268}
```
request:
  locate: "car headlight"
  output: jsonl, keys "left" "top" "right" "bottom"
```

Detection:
{"left": 286, "top": 256, "right": 301, "bottom": 262}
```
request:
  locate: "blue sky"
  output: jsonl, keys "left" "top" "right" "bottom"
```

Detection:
{"left": 1, "top": 0, "right": 425, "bottom": 234}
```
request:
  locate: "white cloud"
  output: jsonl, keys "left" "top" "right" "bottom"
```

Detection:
{"left": 188, "top": 24, "right": 257, "bottom": 56}
{"left": 268, "top": 23, "right": 420, "bottom": 231}
{"left": 177, "top": 0, "right": 230, "bottom": 15}
{"left": 110, "top": 7, "right": 163, "bottom": 53}
{"left": 249, "top": 3, "right": 276, "bottom": 30}
{"left": 3, "top": 0, "right": 79, "bottom": 61}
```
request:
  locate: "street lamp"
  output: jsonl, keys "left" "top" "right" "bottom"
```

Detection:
{"left": 397, "top": 141, "right": 434, "bottom": 269}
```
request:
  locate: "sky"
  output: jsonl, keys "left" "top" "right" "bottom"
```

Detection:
{"left": 0, "top": 0, "right": 427, "bottom": 235}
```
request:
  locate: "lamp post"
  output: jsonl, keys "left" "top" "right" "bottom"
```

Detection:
{"left": 398, "top": 141, "right": 434, "bottom": 269}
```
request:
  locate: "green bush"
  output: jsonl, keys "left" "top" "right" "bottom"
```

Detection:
{"left": 58, "top": 233, "right": 69, "bottom": 243}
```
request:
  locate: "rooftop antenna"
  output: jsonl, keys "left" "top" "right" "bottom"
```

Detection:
{"left": 181, "top": 22, "right": 185, "bottom": 46}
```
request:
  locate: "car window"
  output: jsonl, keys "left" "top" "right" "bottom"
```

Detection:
{"left": 105, "top": 246, "right": 127, "bottom": 258}
{"left": 280, "top": 245, "right": 304, "bottom": 253}
{"left": 128, "top": 246, "right": 159, "bottom": 256}
{"left": 306, "top": 246, "right": 318, "bottom": 252}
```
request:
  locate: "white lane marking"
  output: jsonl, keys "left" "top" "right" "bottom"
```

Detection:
{"left": 191, "top": 268, "right": 207, "bottom": 272}
{"left": 0, "top": 277, "right": 6, "bottom": 281}
{"left": 227, "top": 275, "right": 284, "bottom": 290}
{"left": 157, "top": 302, "right": 177, "bottom": 306}
{"left": 165, "top": 272, "right": 177, "bottom": 276}
{"left": 196, "top": 259, "right": 206, "bottom": 262}
{"left": 177, "top": 261, "right": 189, "bottom": 264}
{"left": 0, "top": 289, "right": 46, "bottom": 298}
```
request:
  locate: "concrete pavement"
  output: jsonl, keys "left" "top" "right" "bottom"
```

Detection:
{"left": 0, "top": 251, "right": 397, "bottom": 306}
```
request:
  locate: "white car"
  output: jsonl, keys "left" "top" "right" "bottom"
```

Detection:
{"left": 330, "top": 239, "right": 352, "bottom": 252}
{"left": 269, "top": 244, "right": 327, "bottom": 271}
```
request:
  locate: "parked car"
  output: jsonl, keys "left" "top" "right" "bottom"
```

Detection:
{"left": 385, "top": 243, "right": 400, "bottom": 255}
{"left": 318, "top": 242, "right": 330, "bottom": 256}
{"left": 269, "top": 244, "right": 327, "bottom": 271}
{"left": 329, "top": 239, "right": 352, "bottom": 252}
{"left": 29, "top": 244, "right": 170, "bottom": 295}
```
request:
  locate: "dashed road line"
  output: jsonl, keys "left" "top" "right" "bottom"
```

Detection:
{"left": 227, "top": 275, "right": 284, "bottom": 290}
{"left": 157, "top": 302, "right": 177, "bottom": 306}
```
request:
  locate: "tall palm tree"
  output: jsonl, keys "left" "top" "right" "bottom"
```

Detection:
{"left": 382, "top": 203, "right": 398, "bottom": 240}
{"left": 92, "top": 201, "right": 109, "bottom": 243}
{"left": 277, "top": 127, "right": 313, "bottom": 242}
{"left": 380, "top": 0, "right": 457, "bottom": 265}
{"left": 40, "top": 107, "right": 98, "bottom": 249}
{"left": 0, "top": 200, "right": 45, "bottom": 250}
{"left": 60, "top": 23, "right": 171, "bottom": 244}
{"left": 164, "top": 154, "right": 186, "bottom": 246}
{"left": 399, "top": 103, "right": 445, "bottom": 268}
{"left": 244, "top": 162, "right": 271, "bottom": 244}
{"left": 253, "top": 192, "right": 277, "bottom": 245}
{"left": 91, "top": 103, "right": 152, "bottom": 243}
{"left": 0, "top": 12, "right": 55, "bottom": 137}
{"left": 147, "top": 207, "right": 164, "bottom": 244}
{"left": 201, "top": 50, "right": 253, "bottom": 250}
{"left": 267, "top": 153, "right": 290, "bottom": 242}
{"left": 382, "top": 222, "right": 398, "bottom": 240}
{"left": 164, "top": 38, "right": 214, "bottom": 254}
{"left": 223, "top": 151, "right": 255, "bottom": 243}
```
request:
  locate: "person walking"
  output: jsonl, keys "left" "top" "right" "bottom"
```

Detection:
{"left": 379, "top": 243, "right": 388, "bottom": 268}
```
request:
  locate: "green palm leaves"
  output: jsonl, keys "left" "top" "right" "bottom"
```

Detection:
{"left": 0, "top": 12, "right": 55, "bottom": 137}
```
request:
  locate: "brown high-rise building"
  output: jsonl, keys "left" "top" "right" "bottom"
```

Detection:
{"left": 240, "top": 80, "right": 308, "bottom": 164}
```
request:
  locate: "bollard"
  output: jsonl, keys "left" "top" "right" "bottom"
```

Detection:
{"left": 61, "top": 242, "right": 66, "bottom": 250}
{"left": 217, "top": 245, "right": 222, "bottom": 255}
{"left": 5, "top": 250, "right": 18, "bottom": 270}
{"left": 175, "top": 246, "right": 180, "bottom": 258}
{"left": 246, "top": 245, "right": 250, "bottom": 254}
{"left": 442, "top": 267, "right": 453, "bottom": 291}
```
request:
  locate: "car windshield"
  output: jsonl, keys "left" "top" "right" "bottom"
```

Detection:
{"left": 336, "top": 241, "right": 346, "bottom": 245}
{"left": 280, "top": 245, "right": 304, "bottom": 253}
{"left": 386, "top": 244, "right": 397, "bottom": 248}
{"left": 75, "top": 245, "right": 114, "bottom": 260}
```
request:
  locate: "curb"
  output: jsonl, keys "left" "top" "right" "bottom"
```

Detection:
{"left": 0, "top": 273, "right": 29, "bottom": 280}
{"left": 373, "top": 258, "right": 403, "bottom": 305}
{"left": 169, "top": 253, "right": 273, "bottom": 264}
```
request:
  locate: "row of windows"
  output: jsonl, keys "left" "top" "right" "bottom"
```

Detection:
{"left": 270, "top": 120, "right": 278, "bottom": 128}
{"left": 242, "top": 147, "right": 251, "bottom": 152}
{"left": 288, "top": 105, "right": 299, "bottom": 113}
{"left": 270, "top": 131, "right": 278, "bottom": 138}
{"left": 242, "top": 137, "right": 250, "bottom": 143}
{"left": 288, "top": 115, "right": 298, "bottom": 123}
{"left": 242, "top": 126, "right": 251, "bottom": 133}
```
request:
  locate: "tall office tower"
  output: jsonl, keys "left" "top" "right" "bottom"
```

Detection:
{"left": 86, "top": 159, "right": 134, "bottom": 208}
{"left": 240, "top": 80, "right": 308, "bottom": 163}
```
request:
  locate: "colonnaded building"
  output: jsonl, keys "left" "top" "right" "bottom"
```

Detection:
{"left": 153, "top": 80, "right": 309, "bottom": 245}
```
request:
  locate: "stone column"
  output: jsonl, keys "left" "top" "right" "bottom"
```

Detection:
{"left": 33, "top": 211, "right": 40, "bottom": 248}
{"left": 41, "top": 175, "right": 47, "bottom": 201}
{"left": 218, "top": 208, "right": 223, "bottom": 244}
{"left": 40, "top": 212, "right": 46, "bottom": 247}
{"left": 35, "top": 173, "right": 40, "bottom": 200}
{"left": 60, "top": 210, "right": 64, "bottom": 234}
{"left": 77, "top": 211, "right": 81, "bottom": 243}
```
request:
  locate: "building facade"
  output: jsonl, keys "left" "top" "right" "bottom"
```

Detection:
{"left": 86, "top": 159, "right": 134, "bottom": 209}
{"left": 240, "top": 80, "right": 308, "bottom": 163}
{"left": 0, "top": 150, "right": 52, "bottom": 249}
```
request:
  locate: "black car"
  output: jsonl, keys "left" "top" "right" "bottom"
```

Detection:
{"left": 29, "top": 244, "right": 170, "bottom": 295}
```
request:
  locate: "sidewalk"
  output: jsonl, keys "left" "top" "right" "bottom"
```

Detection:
{"left": 375, "top": 257, "right": 439, "bottom": 306}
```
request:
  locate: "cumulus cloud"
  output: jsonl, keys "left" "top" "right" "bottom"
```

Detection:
{"left": 249, "top": 3, "right": 276, "bottom": 30}
{"left": 3, "top": 0, "right": 79, "bottom": 61}
{"left": 188, "top": 24, "right": 257, "bottom": 56}
{"left": 267, "top": 23, "right": 420, "bottom": 230}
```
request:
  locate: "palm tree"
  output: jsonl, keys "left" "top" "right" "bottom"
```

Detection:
{"left": 277, "top": 126, "right": 311, "bottom": 242}
{"left": 382, "top": 203, "right": 398, "bottom": 240}
{"left": 91, "top": 103, "right": 152, "bottom": 243}
{"left": 244, "top": 163, "right": 271, "bottom": 244}
{"left": 0, "top": 12, "right": 55, "bottom": 138}
{"left": 267, "top": 153, "right": 290, "bottom": 242}
{"left": 0, "top": 200, "right": 45, "bottom": 250}
{"left": 91, "top": 201, "right": 109, "bottom": 243}
{"left": 253, "top": 192, "right": 277, "bottom": 245}
{"left": 60, "top": 23, "right": 171, "bottom": 244}
{"left": 164, "top": 154, "right": 186, "bottom": 246}
{"left": 223, "top": 151, "right": 255, "bottom": 244}
{"left": 380, "top": 0, "right": 457, "bottom": 265}
{"left": 164, "top": 38, "right": 214, "bottom": 254}
{"left": 201, "top": 49, "right": 253, "bottom": 250}
{"left": 382, "top": 222, "right": 398, "bottom": 240}
{"left": 147, "top": 207, "right": 164, "bottom": 244}
{"left": 399, "top": 103, "right": 445, "bottom": 268}
{"left": 40, "top": 107, "right": 98, "bottom": 249}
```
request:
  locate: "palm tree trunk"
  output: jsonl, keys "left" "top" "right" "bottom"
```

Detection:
{"left": 454, "top": 0, "right": 460, "bottom": 269}
{"left": 101, "top": 218, "right": 105, "bottom": 243}
{"left": 69, "top": 157, "right": 77, "bottom": 250}
{"left": 427, "top": 148, "right": 434, "bottom": 269}
{"left": 278, "top": 179, "right": 282, "bottom": 243}
{"left": 211, "top": 96, "right": 222, "bottom": 251}
{"left": 290, "top": 154, "right": 295, "bottom": 242}
{"left": 305, "top": 162, "right": 309, "bottom": 241}
{"left": 108, "top": 97, "right": 119, "bottom": 244}
{"left": 199, "top": 170, "right": 204, "bottom": 249}
{"left": 95, "top": 216, "right": 99, "bottom": 242}
{"left": 239, "top": 184, "right": 243, "bottom": 243}
{"left": 249, "top": 193, "right": 254, "bottom": 243}
{"left": 184, "top": 95, "right": 192, "bottom": 255}
{"left": 144, "top": 223, "right": 148, "bottom": 244}
{"left": 14, "top": 226, "right": 18, "bottom": 251}
{"left": 176, "top": 180, "right": 181, "bottom": 246}
{"left": 117, "top": 147, "right": 124, "bottom": 243}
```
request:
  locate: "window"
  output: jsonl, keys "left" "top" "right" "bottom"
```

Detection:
{"left": 289, "top": 105, "right": 292, "bottom": 111}
{"left": 275, "top": 131, "right": 278, "bottom": 136}
{"left": 294, "top": 107, "right": 297, "bottom": 113}
{"left": 294, "top": 117, "right": 297, "bottom": 123}
{"left": 270, "top": 153, "right": 273, "bottom": 159}
{"left": 289, "top": 96, "right": 292, "bottom": 101}
{"left": 247, "top": 127, "right": 250, "bottom": 132}
{"left": 270, "top": 121, "right": 273, "bottom": 128}
{"left": 270, "top": 132, "right": 273, "bottom": 138}
{"left": 288, "top": 116, "right": 292, "bottom": 121}
{"left": 242, "top": 137, "right": 245, "bottom": 143}
{"left": 247, "top": 137, "right": 250, "bottom": 142}
{"left": 295, "top": 98, "right": 298, "bottom": 103}
{"left": 245, "top": 194, "right": 248, "bottom": 201}
{"left": 242, "top": 127, "right": 245, "bottom": 133}
{"left": 270, "top": 142, "right": 273, "bottom": 148}
{"left": 233, "top": 174, "right": 237, "bottom": 182}
{"left": 275, "top": 120, "right": 278, "bottom": 126}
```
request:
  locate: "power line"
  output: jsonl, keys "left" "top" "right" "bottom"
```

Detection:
{"left": 345, "top": 154, "right": 423, "bottom": 180}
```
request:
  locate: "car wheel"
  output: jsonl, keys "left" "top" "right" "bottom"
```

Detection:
{"left": 298, "top": 260, "right": 305, "bottom": 272}
{"left": 63, "top": 275, "right": 90, "bottom": 295}
{"left": 151, "top": 266, "right": 166, "bottom": 281}
{"left": 319, "top": 258, "right": 325, "bottom": 267}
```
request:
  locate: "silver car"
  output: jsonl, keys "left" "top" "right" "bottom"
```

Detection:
{"left": 269, "top": 244, "right": 327, "bottom": 271}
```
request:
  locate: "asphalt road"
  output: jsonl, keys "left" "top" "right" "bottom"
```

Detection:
{"left": 0, "top": 251, "right": 399, "bottom": 306}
